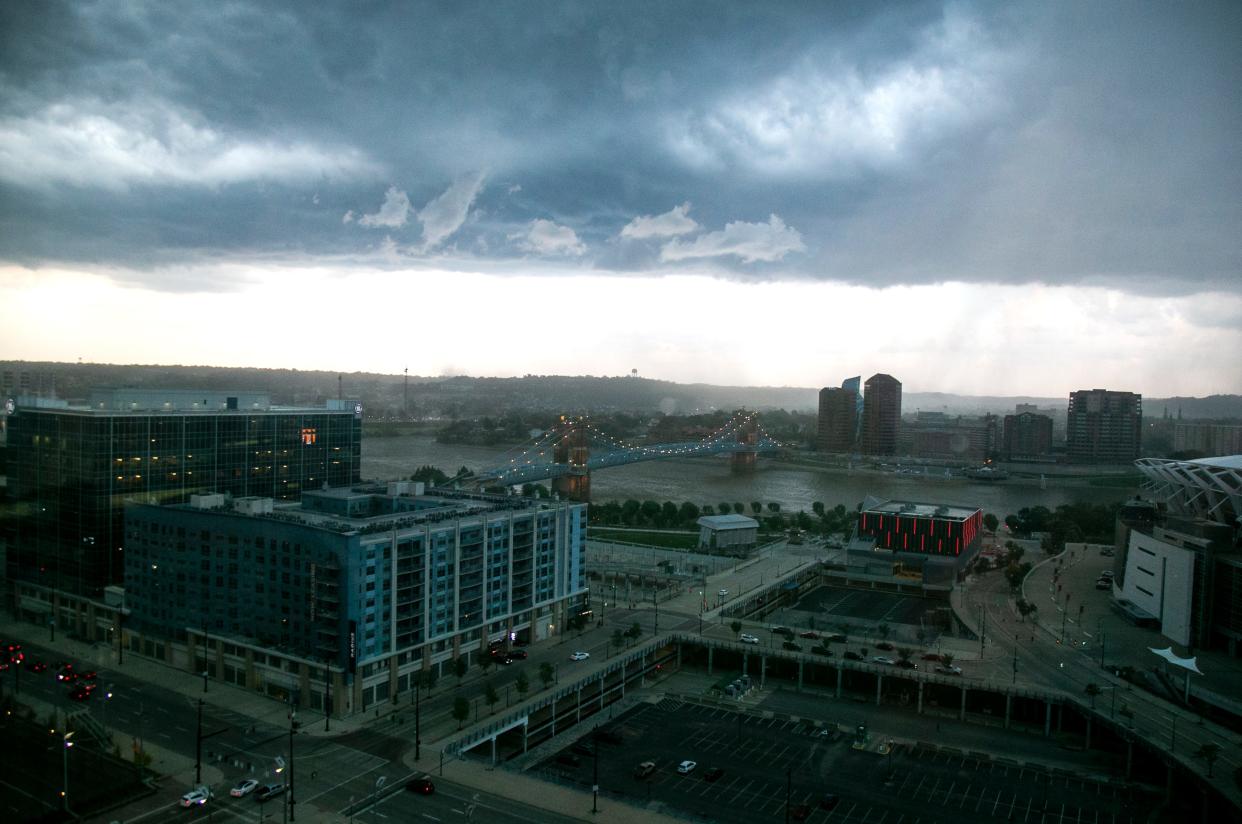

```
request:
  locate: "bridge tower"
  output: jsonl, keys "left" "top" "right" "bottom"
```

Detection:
{"left": 731, "top": 412, "right": 759, "bottom": 473}
{"left": 552, "top": 416, "right": 591, "bottom": 502}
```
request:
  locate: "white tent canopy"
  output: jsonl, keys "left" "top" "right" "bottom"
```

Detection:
{"left": 1149, "top": 646, "right": 1204, "bottom": 675}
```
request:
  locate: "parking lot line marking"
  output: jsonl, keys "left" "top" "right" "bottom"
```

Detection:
{"left": 942, "top": 781, "right": 956, "bottom": 806}
{"left": 727, "top": 778, "right": 755, "bottom": 805}
{"left": 1024, "top": 797, "right": 1033, "bottom": 823}
{"left": 909, "top": 775, "right": 927, "bottom": 799}
{"left": 992, "top": 788, "right": 1004, "bottom": 816}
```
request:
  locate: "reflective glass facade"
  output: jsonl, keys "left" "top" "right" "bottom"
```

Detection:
{"left": 6, "top": 403, "right": 362, "bottom": 596}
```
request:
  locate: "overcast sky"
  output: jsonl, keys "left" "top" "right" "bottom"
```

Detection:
{"left": 1, "top": 1, "right": 1239, "bottom": 396}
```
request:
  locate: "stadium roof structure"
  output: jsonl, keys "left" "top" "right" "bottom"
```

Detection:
{"left": 1135, "top": 456, "right": 1242, "bottom": 527}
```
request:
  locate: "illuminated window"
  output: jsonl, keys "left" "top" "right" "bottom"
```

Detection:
{"left": 301, "top": 428, "right": 317, "bottom": 445}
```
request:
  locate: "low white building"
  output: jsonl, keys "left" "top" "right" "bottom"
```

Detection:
{"left": 697, "top": 514, "right": 759, "bottom": 553}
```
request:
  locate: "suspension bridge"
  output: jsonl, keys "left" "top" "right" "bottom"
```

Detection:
{"left": 471, "top": 410, "right": 788, "bottom": 501}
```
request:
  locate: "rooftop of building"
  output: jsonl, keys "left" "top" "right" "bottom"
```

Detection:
{"left": 697, "top": 514, "right": 759, "bottom": 530}
{"left": 14, "top": 387, "right": 359, "bottom": 415}
{"left": 860, "top": 497, "right": 980, "bottom": 521}
{"left": 143, "top": 482, "right": 573, "bottom": 537}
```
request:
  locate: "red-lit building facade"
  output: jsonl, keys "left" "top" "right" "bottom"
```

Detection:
{"left": 851, "top": 499, "right": 984, "bottom": 584}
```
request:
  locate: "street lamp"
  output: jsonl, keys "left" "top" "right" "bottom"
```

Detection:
{"left": 62, "top": 731, "right": 74, "bottom": 813}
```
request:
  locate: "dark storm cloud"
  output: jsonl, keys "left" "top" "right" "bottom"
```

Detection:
{"left": 0, "top": 1, "right": 1237, "bottom": 295}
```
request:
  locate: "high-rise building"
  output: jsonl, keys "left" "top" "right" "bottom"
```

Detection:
{"left": 1066, "top": 389, "right": 1142, "bottom": 464}
{"left": 816, "top": 387, "right": 856, "bottom": 452}
{"left": 5, "top": 388, "right": 362, "bottom": 596}
{"left": 861, "top": 373, "right": 902, "bottom": 456}
{"left": 1002, "top": 412, "right": 1054, "bottom": 461}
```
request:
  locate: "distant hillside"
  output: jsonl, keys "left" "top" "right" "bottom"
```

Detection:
{"left": 2, "top": 361, "right": 1239, "bottom": 421}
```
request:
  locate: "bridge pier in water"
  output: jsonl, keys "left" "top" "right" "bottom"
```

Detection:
{"left": 552, "top": 416, "right": 592, "bottom": 502}
{"left": 730, "top": 414, "right": 759, "bottom": 472}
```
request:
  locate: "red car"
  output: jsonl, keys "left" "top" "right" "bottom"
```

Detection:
{"left": 798, "top": 631, "right": 819, "bottom": 640}
{"left": 68, "top": 686, "right": 93, "bottom": 701}
{"left": 921, "top": 653, "right": 942, "bottom": 662}
{"left": 57, "top": 669, "right": 78, "bottom": 683}
{"left": 26, "top": 660, "right": 48, "bottom": 673}
{"left": 79, "top": 670, "right": 98, "bottom": 681}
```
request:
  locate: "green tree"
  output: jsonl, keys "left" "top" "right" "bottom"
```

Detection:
{"left": 751, "top": 501, "right": 763, "bottom": 515}
{"left": 515, "top": 670, "right": 530, "bottom": 697}
{"left": 983, "top": 513, "right": 999, "bottom": 533}
{"left": 611, "top": 629, "right": 624, "bottom": 650}
{"left": 733, "top": 502, "right": 745, "bottom": 514}
{"left": 1004, "top": 514, "right": 1020, "bottom": 533}
{"left": 1084, "top": 683, "right": 1102, "bottom": 709}
{"left": 719, "top": 502, "right": 733, "bottom": 518}
{"left": 702, "top": 504, "right": 715, "bottom": 516}
{"left": 767, "top": 502, "right": 781, "bottom": 513}
{"left": 479, "top": 653, "right": 494, "bottom": 676}
{"left": 897, "top": 648, "right": 913, "bottom": 666}
{"left": 661, "top": 501, "right": 680, "bottom": 525}
{"left": 812, "top": 501, "right": 826, "bottom": 517}
{"left": 452, "top": 656, "right": 468, "bottom": 684}
{"left": 640, "top": 500, "right": 661, "bottom": 524}
{"left": 626, "top": 621, "right": 642, "bottom": 641}
{"left": 1194, "top": 742, "right": 1221, "bottom": 777}
{"left": 484, "top": 681, "right": 500, "bottom": 714}
{"left": 539, "top": 662, "right": 555, "bottom": 689}
{"left": 941, "top": 652, "right": 954, "bottom": 669}
{"left": 621, "top": 499, "right": 641, "bottom": 524}
{"left": 419, "top": 669, "right": 438, "bottom": 696}
{"left": 410, "top": 465, "right": 450, "bottom": 486}
{"left": 678, "top": 501, "right": 701, "bottom": 524}
{"left": 730, "top": 620, "right": 742, "bottom": 637}
{"left": 452, "top": 695, "right": 470, "bottom": 729}
{"left": 877, "top": 623, "right": 890, "bottom": 641}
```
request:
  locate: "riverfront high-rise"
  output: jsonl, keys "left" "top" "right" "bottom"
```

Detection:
{"left": 861, "top": 374, "right": 902, "bottom": 456}
{"left": 816, "top": 387, "right": 857, "bottom": 453}
{"left": 1066, "top": 389, "right": 1142, "bottom": 464}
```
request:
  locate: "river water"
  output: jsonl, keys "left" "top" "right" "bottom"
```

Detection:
{"left": 363, "top": 435, "right": 1135, "bottom": 515}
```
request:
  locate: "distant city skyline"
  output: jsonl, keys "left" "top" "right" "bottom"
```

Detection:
{"left": 1, "top": 3, "right": 1239, "bottom": 396}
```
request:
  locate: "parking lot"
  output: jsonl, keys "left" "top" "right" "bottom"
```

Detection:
{"left": 783, "top": 586, "right": 941, "bottom": 629}
{"left": 535, "top": 699, "right": 1153, "bottom": 823}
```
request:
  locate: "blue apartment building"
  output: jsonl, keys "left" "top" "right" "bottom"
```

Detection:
{"left": 123, "top": 483, "right": 587, "bottom": 716}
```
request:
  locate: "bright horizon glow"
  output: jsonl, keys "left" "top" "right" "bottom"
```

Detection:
{"left": 3, "top": 263, "right": 1237, "bottom": 397}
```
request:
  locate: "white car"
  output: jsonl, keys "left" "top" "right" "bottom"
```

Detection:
{"left": 180, "top": 787, "right": 211, "bottom": 807}
{"left": 677, "top": 760, "right": 697, "bottom": 774}
{"left": 739, "top": 633, "right": 760, "bottom": 644}
{"left": 718, "top": 589, "right": 729, "bottom": 597}
{"left": 936, "top": 664, "right": 963, "bottom": 675}
{"left": 230, "top": 779, "right": 259, "bottom": 798}
{"left": 872, "top": 656, "right": 896, "bottom": 665}
{"left": 570, "top": 651, "right": 590, "bottom": 661}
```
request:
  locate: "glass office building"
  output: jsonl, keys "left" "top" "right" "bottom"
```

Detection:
{"left": 5, "top": 389, "right": 362, "bottom": 596}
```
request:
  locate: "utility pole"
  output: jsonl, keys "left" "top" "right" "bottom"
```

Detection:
{"left": 1012, "top": 645, "right": 1018, "bottom": 685}
{"left": 62, "top": 731, "right": 74, "bottom": 813}
{"left": 415, "top": 676, "right": 422, "bottom": 761}
{"left": 403, "top": 367, "right": 409, "bottom": 419}
{"left": 324, "top": 669, "right": 331, "bottom": 732}
{"left": 195, "top": 699, "right": 203, "bottom": 784}
{"left": 289, "top": 712, "right": 298, "bottom": 822}
{"left": 979, "top": 607, "right": 986, "bottom": 657}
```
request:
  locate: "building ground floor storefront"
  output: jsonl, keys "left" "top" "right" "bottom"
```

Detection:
{"left": 9, "top": 581, "right": 579, "bottom": 718}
